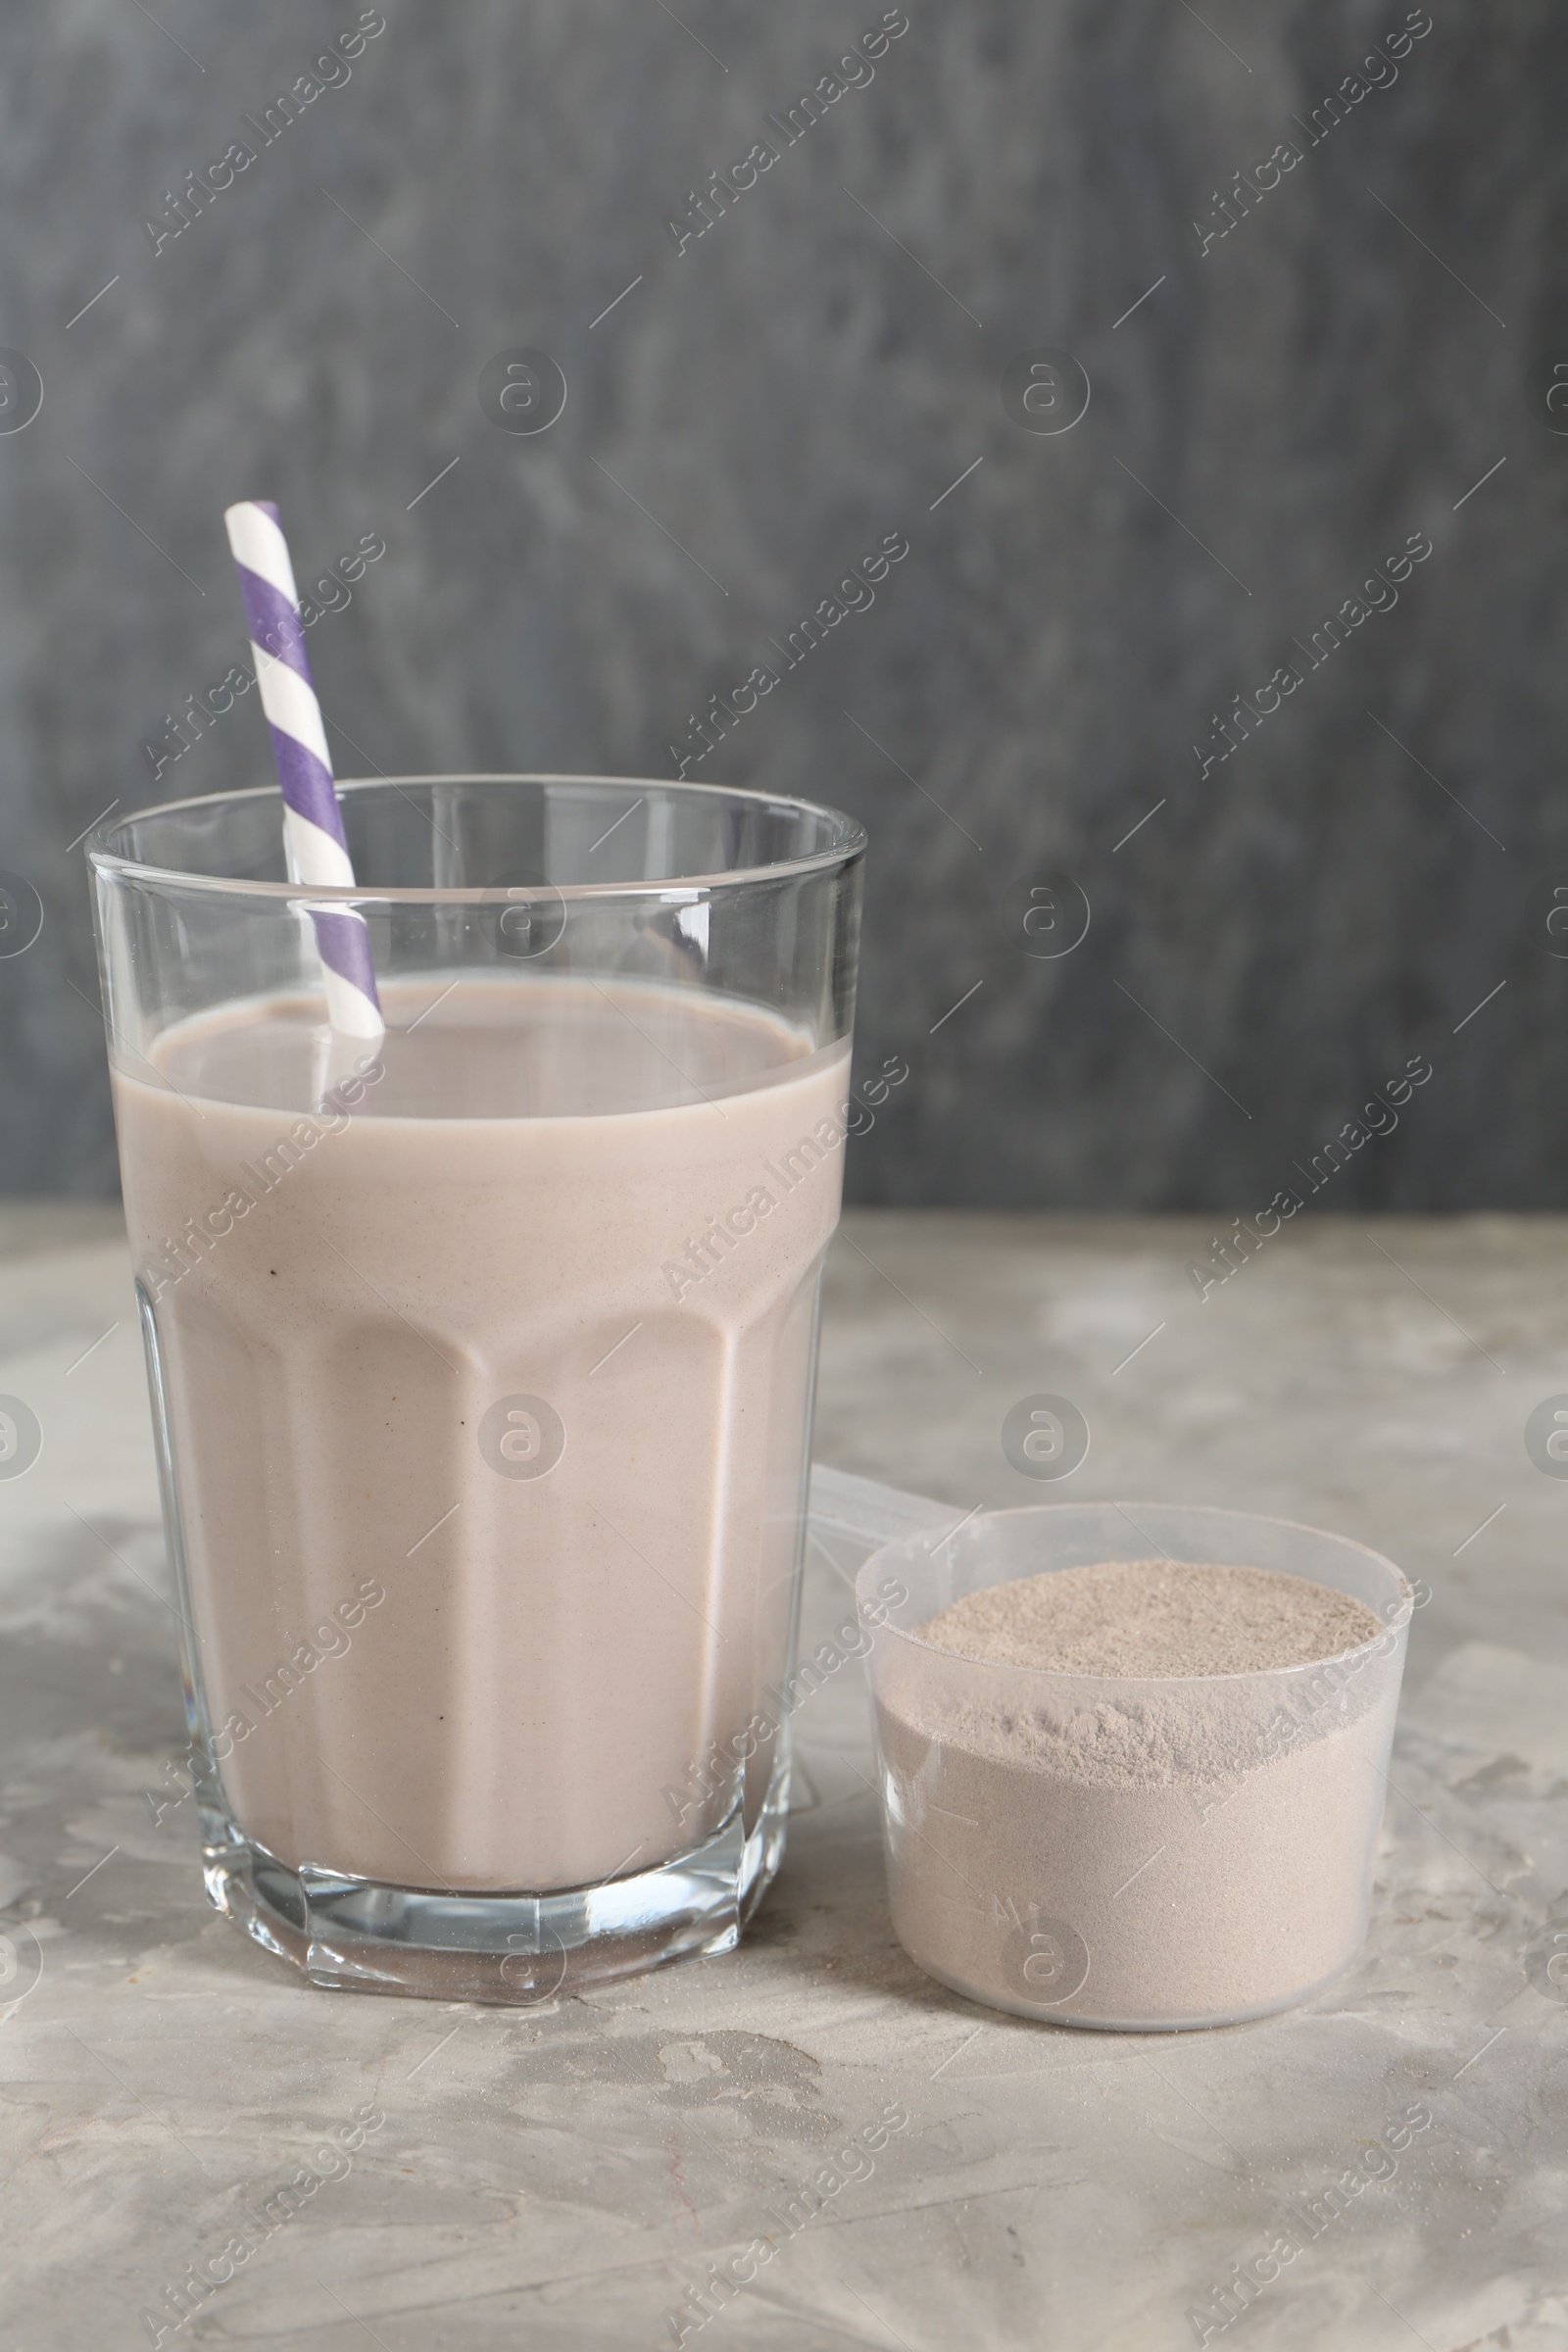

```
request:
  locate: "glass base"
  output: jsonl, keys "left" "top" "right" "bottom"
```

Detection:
{"left": 199, "top": 1766, "right": 790, "bottom": 2003}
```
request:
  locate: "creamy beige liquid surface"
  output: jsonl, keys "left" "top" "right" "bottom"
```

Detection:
{"left": 114, "top": 976, "right": 851, "bottom": 1891}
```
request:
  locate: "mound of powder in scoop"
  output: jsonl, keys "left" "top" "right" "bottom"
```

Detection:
{"left": 916, "top": 1558, "right": 1381, "bottom": 1679}
{"left": 876, "top": 1554, "right": 1407, "bottom": 2025}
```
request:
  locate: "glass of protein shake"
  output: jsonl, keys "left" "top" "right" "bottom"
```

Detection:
{"left": 89, "top": 774, "right": 865, "bottom": 1999}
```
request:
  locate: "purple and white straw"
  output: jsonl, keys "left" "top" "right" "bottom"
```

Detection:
{"left": 223, "top": 500, "right": 383, "bottom": 1042}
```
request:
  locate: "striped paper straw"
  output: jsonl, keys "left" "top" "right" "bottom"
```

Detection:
{"left": 223, "top": 500, "right": 383, "bottom": 1041}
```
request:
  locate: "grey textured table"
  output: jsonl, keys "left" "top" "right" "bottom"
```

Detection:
{"left": 2, "top": 1205, "right": 1566, "bottom": 2349}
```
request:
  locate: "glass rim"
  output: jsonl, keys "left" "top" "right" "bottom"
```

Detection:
{"left": 85, "top": 773, "right": 868, "bottom": 904}
{"left": 856, "top": 1499, "right": 1415, "bottom": 1690}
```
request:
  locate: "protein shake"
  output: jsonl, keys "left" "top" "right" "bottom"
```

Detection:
{"left": 115, "top": 972, "right": 853, "bottom": 1894}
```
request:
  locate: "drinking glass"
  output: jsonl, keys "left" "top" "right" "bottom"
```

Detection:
{"left": 89, "top": 775, "right": 864, "bottom": 2000}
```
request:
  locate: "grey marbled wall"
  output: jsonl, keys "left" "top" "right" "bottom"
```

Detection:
{"left": 0, "top": 0, "right": 1562, "bottom": 1207}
